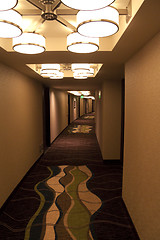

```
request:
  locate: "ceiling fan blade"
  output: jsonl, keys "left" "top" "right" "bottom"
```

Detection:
{"left": 51, "top": 0, "right": 61, "bottom": 11}
{"left": 56, "top": 9, "right": 78, "bottom": 15}
{"left": 56, "top": 16, "right": 76, "bottom": 32}
{"left": 26, "top": 0, "right": 45, "bottom": 11}
{"left": 33, "top": 18, "right": 46, "bottom": 32}
{"left": 20, "top": 9, "right": 41, "bottom": 16}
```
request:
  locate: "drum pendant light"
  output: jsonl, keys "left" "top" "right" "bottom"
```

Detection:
{"left": 0, "top": 9, "right": 22, "bottom": 38}
{"left": 0, "top": 0, "right": 18, "bottom": 11}
{"left": 13, "top": 32, "right": 46, "bottom": 54}
{"left": 61, "top": 0, "right": 116, "bottom": 11}
{"left": 77, "top": 6, "right": 119, "bottom": 38}
{"left": 67, "top": 32, "right": 99, "bottom": 53}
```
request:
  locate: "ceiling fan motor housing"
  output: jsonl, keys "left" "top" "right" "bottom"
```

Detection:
{"left": 39, "top": 0, "right": 55, "bottom": 4}
{"left": 41, "top": 2, "right": 57, "bottom": 20}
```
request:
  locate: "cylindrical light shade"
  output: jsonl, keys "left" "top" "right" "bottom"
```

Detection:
{"left": 77, "top": 6, "right": 119, "bottom": 38}
{"left": 72, "top": 64, "right": 90, "bottom": 72}
{"left": 41, "top": 69, "right": 60, "bottom": 75}
{"left": 81, "top": 91, "right": 90, "bottom": 95}
{"left": 61, "top": 0, "right": 115, "bottom": 10}
{"left": 0, "top": 0, "right": 18, "bottom": 11}
{"left": 73, "top": 73, "right": 88, "bottom": 79}
{"left": 41, "top": 64, "right": 60, "bottom": 71}
{"left": 0, "top": 10, "right": 22, "bottom": 38}
{"left": 67, "top": 32, "right": 99, "bottom": 53}
{"left": 74, "top": 68, "right": 94, "bottom": 76}
{"left": 50, "top": 72, "right": 64, "bottom": 79}
{"left": 13, "top": 32, "right": 46, "bottom": 54}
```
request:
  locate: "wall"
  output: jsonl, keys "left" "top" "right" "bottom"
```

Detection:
{"left": 101, "top": 79, "right": 122, "bottom": 160}
{"left": 95, "top": 90, "right": 102, "bottom": 148}
{"left": 88, "top": 99, "right": 92, "bottom": 113}
{"left": 0, "top": 63, "right": 43, "bottom": 207}
{"left": 70, "top": 95, "right": 79, "bottom": 123}
{"left": 80, "top": 98, "right": 85, "bottom": 116}
{"left": 50, "top": 88, "right": 68, "bottom": 142}
{"left": 123, "top": 32, "right": 160, "bottom": 240}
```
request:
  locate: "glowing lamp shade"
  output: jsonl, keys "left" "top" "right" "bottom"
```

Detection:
{"left": 74, "top": 68, "right": 94, "bottom": 76}
{"left": 77, "top": 6, "right": 119, "bottom": 38}
{"left": 41, "top": 64, "right": 60, "bottom": 71}
{"left": 67, "top": 32, "right": 99, "bottom": 53}
{"left": 0, "top": 0, "right": 18, "bottom": 11}
{"left": 61, "top": 0, "right": 115, "bottom": 10}
{"left": 41, "top": 69, "right": 60, "bottom": 75}
{"left": 0, "top": 10, "right": 22, "bottom": 38}
{"left": 72, "top": 64, "right": 90, "bottom": 73}
{"left": 50, "top": 72, "right": 64, "bottom": 79}
{"left": 13, "top": 32, "right": 46, "bottom": 54}
{"left": 73, "top": 73, "right": 88, "bottom": 79}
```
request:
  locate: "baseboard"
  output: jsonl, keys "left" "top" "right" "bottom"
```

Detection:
{"left": 103, "top": 159, "right": 122, "bottom": 165}
{"left": 0, "top": 153, "right": 44, "bottom": 213}
{"left": 122, "top": 200, "right": 140, "bottom": 239}
{"left": 50, "top": 125, "right": 69, "bottom": 145}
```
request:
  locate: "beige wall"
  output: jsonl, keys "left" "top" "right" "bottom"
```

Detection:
{"left": 100, "top": 79, "right": 122, "bottom": 160}
{"left": 0, "top": 63, "right": 43, "bottom": 207}
{"left": 88, "top": 99, "right": 92, "bottom": 113}
{"left": 123, "top": 32, "right": 160, "bottom": 240}
{"left": 70, "top": 95, "right": 79, "bottom": 123}
{"left": 50, "top": 89, "right": 68, "bottom": 142}
{"left": 80, "top": 98, "right": 85, "bottom": 116}
{"left": 95, "top": 90, "right": 102, "bottom": 147}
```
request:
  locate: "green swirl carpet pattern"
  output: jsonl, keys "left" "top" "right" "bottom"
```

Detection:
{"left": 68, "top": 125, "right": 93, "bottom": 134}
{"left": 0, "top": 113, "right": 140, "bottom": 239}
{"left": 24, "top": 165, "right": 101, "bottom": 240}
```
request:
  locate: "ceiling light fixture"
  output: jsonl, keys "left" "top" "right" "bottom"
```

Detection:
{"left": 0, "top": 9, "right": 22, "bottom": 38}
{"left": 72, "top": 64, "right": 90, "bottom": 73}
{"left": 41, "top": 69, "right": 60, "bottom": 75}
{"left": 81, "top": 91, "right": 90, "bottom": 96}
{"left": 67, "top": 32, "right": 99, "bottom": 53}
{"left": 0, "top": 0, "right": 18, "bottom": 11}
{"left": 41, "top": 64, "right": 60, "bottom": 70}
{"left": 72, "top": 66, "right": 94, "bottom": 77}
{"left": 61, "top": 0, "right": 115, "bottom": 10}
{"left": 41, "top": 63, "right": 60, "bottom": 75}
{"left": 68, "top": 91, "right": 82, "bottom": 96}
{"left": 77, "top": 6, "right": 119, "bottom": 38}
{"left": 50, "top": 72, "right": 64, "bottom": 79}
{"left": 12, "top": 32, "right": 46, "bottom": 54}
{"left": 40, "top": 64, "right": 61, "bottom": 77}
{"left": 73, "top": 73, "right": 88, "bottom": 79}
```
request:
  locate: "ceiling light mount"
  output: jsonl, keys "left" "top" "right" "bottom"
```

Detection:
{"left": 40, "top": 0, "right": 55, "bottom": 4}
{"left": 41, "top": 2, "right": 57, "bottom": 20}
{"left": 41, "top": 11, "right": 57, "bottom": 20}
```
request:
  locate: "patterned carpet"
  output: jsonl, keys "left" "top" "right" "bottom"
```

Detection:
{"left": 0, "top": 113, "right": 140, "bottom": 240}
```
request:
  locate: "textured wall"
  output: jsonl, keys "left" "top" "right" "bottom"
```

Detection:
{"left": 0, "top": 63, "right": 43, "bottom": 207}
{"left": 50, "top": 89, "right": 68, "bottom": 143}
{"left": 95, "top": 90, "right": 102, "bottom": 148}
{"left": 80, "top": 98, "right": 85, "bottom": 116}
{"left": 123, "top": 32, "right": 160, "bottom": 240}
{"left": 88, "top": 99, "right": 92, "bottom": 113}
{"left": 101, "top": 79, "right": 122, "bottom": 160}
{"left": 70, "top": 95, "right": 79, "bottom": 123}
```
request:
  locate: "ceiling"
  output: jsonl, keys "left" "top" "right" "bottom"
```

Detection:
{"left": 0, "top": 0, "right": 160, "bottom": 92}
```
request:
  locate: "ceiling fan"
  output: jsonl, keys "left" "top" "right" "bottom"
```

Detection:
{"left": 24, "top": 0, "right": 77, "bottom": 32}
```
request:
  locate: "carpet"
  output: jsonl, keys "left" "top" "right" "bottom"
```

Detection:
{"left": 0, "top": 113, "right": 140, "bottom": 240}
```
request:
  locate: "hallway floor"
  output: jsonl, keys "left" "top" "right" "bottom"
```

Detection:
{"left": 0, "top": 113, "right": 140, "bottom": 240}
